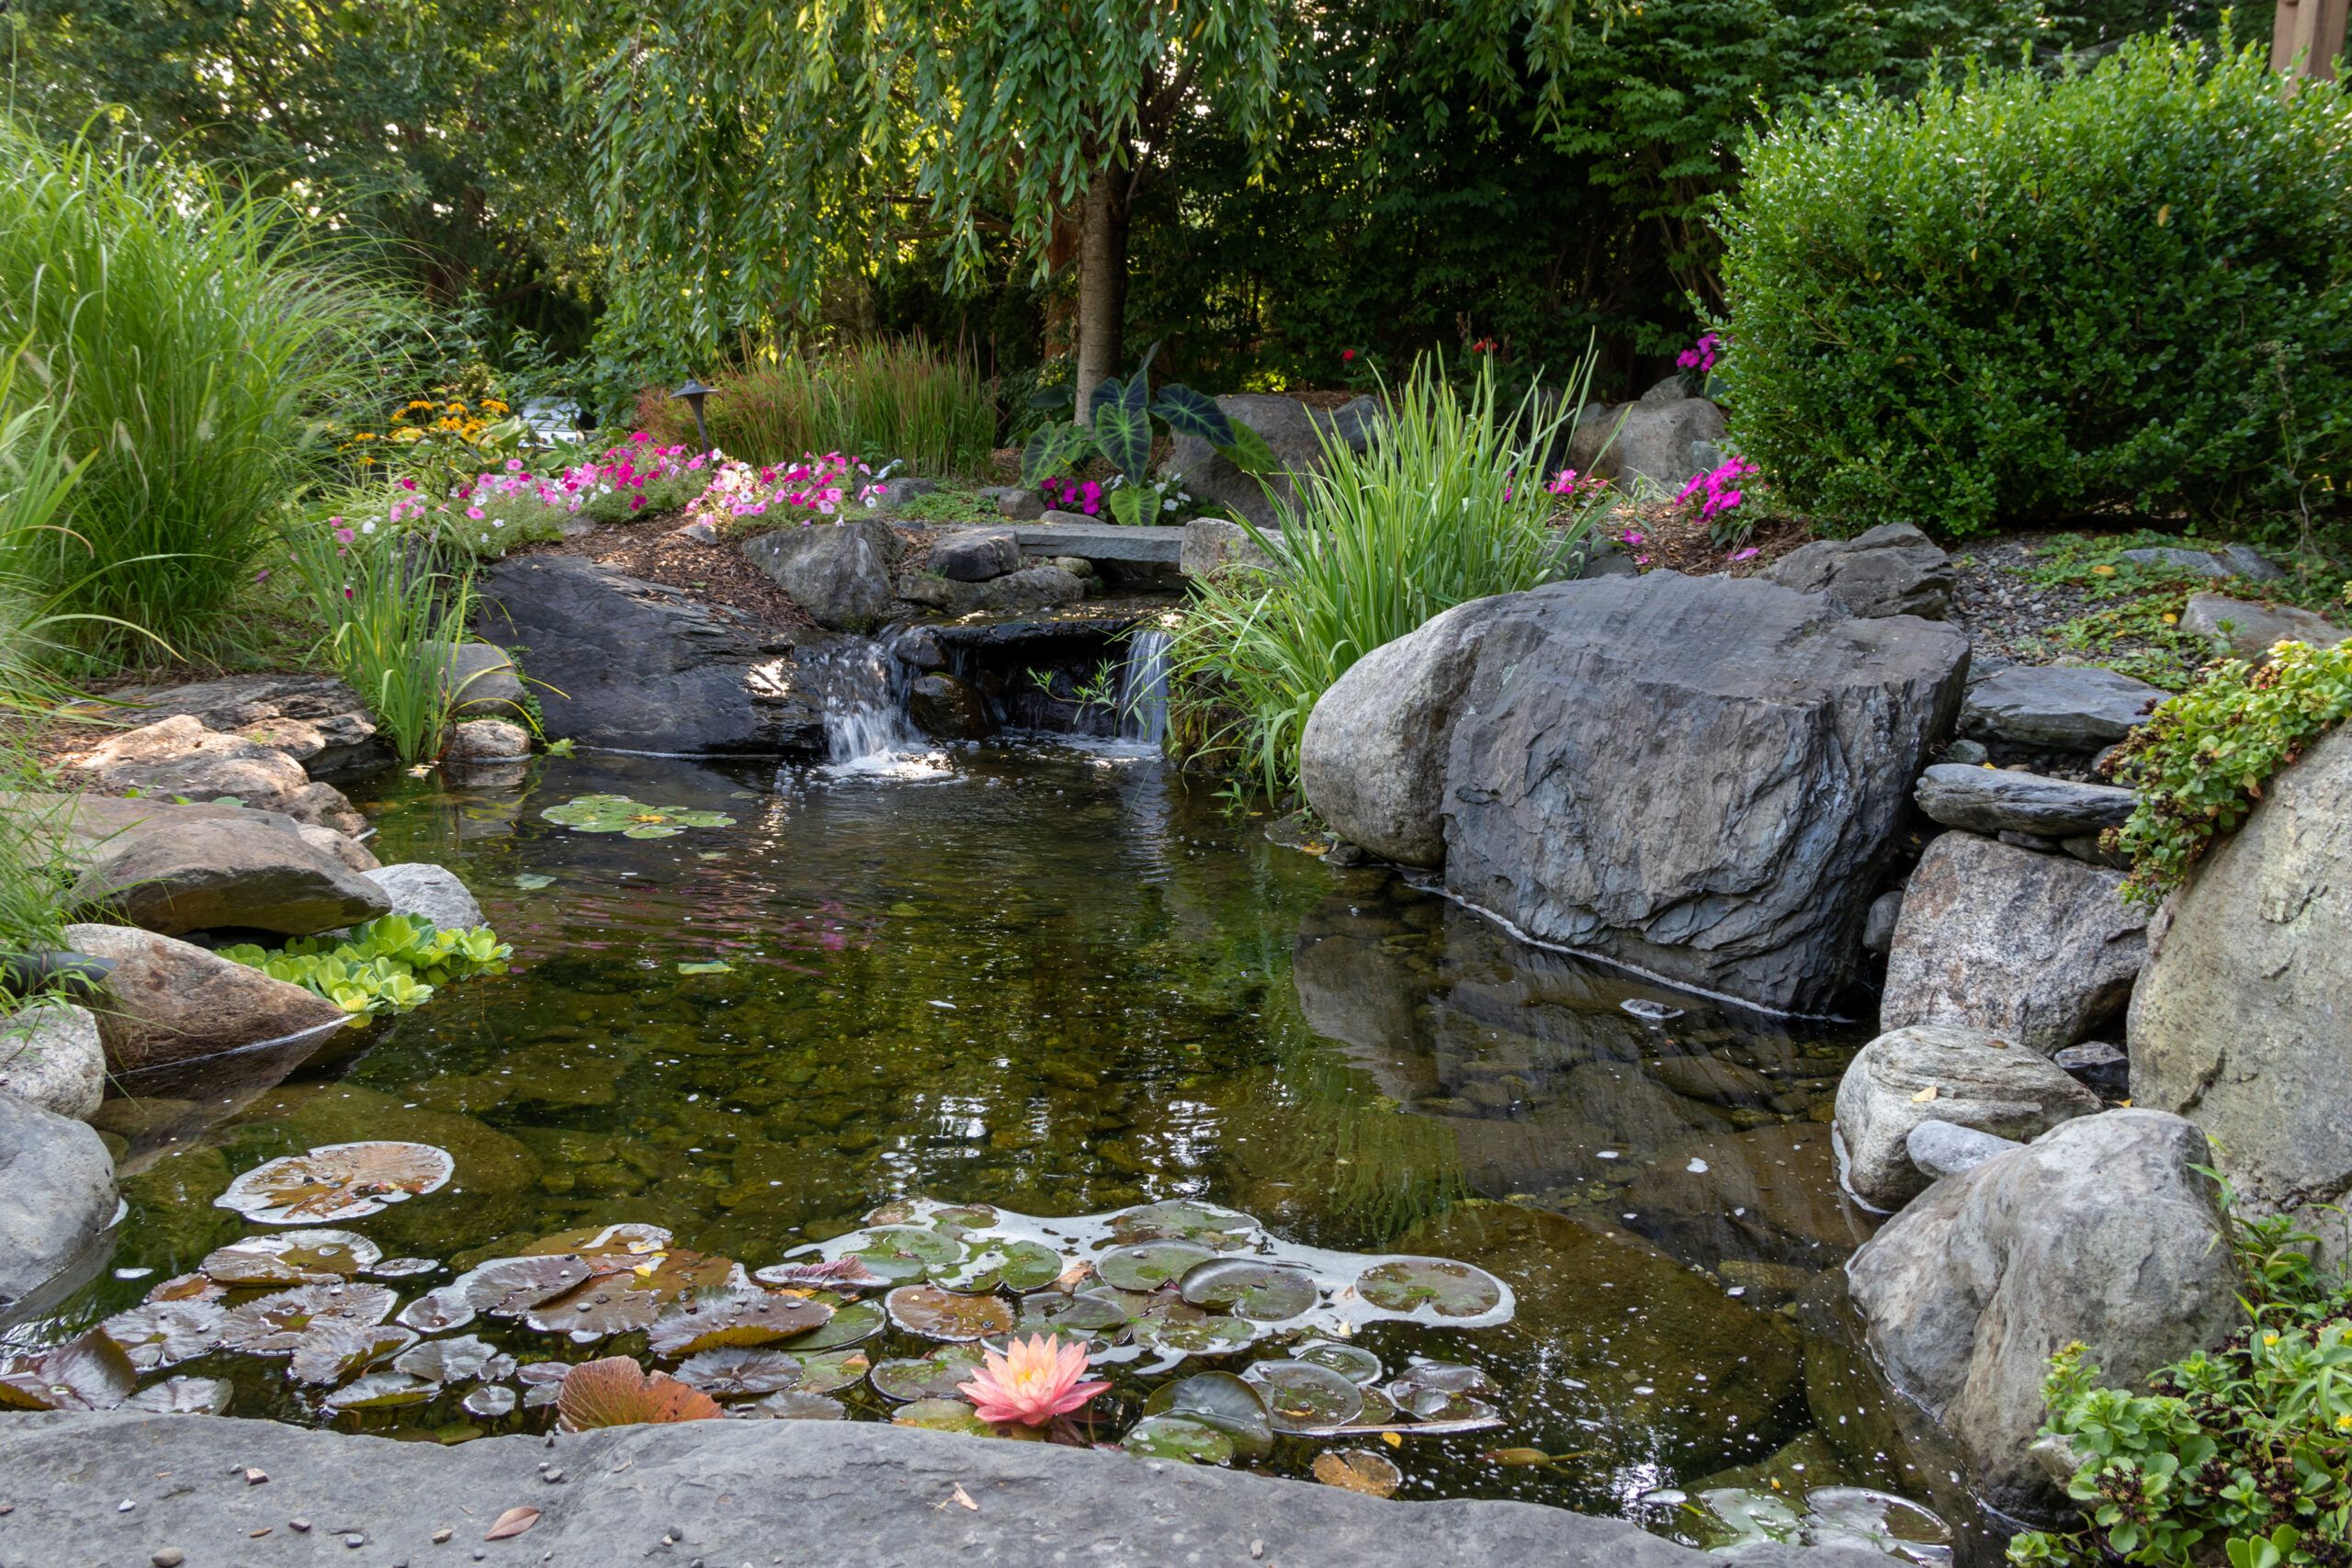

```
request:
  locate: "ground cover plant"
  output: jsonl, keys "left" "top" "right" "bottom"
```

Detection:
{"left": 1717, "top": 33, "right": 2351, "bottom": 540}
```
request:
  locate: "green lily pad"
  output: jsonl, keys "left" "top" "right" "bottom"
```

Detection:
{"left": 1014, "top": 1290, "right": 1131, "bottom": 1344}
{"left": 926, "top": 1203, "right": 1001, "bottom": 1234}
{"left": 1132, "top": 1310, "right": 1258, "bottom": 1357}
{"left": 1107, "top": 1200, "right": 1260, "bottom": 1252}
{"left": 322, "top": 1371, "right": 435, "bottom": 1410}
{"left": 1142, "top": 1371, "right": 1272, "bottom": 1457}
{"left": 512, "top": 874, "right": 555, "bottom": 890}
{"left": 1243, "top": 1359, "right": 1364, "bottom": 1432}
{"left": 1122, "top": 1414, "right": 1236, "bottom": 1463}
{"left": 891, "top": 1396, "right": 996, "bottom": 1436}
{"left": 1388, "top": 1360, "right": 1501, "bottom": 1421}
{"left": 784, "top": 1300, "right": 885, "bottom": 1349}
{"left": 1290, "top": 1340, "right": 1384, "bottom": 1386}
{"left": 844, "top": 1225, "right": 966, "bottom": 1284}
{"left": 871, "top": 1344, "right": 988, "bottom": 1404}
{"left": 1354, "top": 1257, "right": 1506, "bottom": 1320}
{"left": 541, "top": 795, "right": 737, "bottom": 835}
{"left": 885, "top": 1285, "right": 1015, "bottom": 1342}
{"left": 791, "top": 1348, "right": 872, "bottom": 1394}
{"left": 732, "top": 1388, "right": 846, "bottom": 1420}
{"left": 933, "top": 1240, "right": 1064, "bottom": 1294}
{"left": 1177, "top": 1258, "right": 1318, "bottom": 1322}
{"left": 1096, "top": 1241, "right": 1215, "bottom": 1292}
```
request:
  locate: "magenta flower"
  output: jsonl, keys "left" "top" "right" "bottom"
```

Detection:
{"left": 333, "top": 525, "right": 356, "bottom": 544}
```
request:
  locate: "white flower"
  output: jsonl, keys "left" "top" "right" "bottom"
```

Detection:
{"left": 361, "top": 520, "right": 377, "bottom": 534}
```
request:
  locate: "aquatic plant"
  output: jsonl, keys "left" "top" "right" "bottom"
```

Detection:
{"left": 957, "top": 1335, "right": 1109, "bottom": 1427}
{"left": 216, "top": 913, "right": 511, "bottom": 1014}
{"left": 213, "top": 1142, "right": 456, "bottom": 1224}
{"left": 539, "top": 795, "right": 737, "bottom": 838}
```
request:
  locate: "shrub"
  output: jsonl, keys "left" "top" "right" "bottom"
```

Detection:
{"left": 0, "top": 115, "right": 390, "bottom": 651}
{"left": 1168, "top": 354, "right": 1610, "bottom": 795}
{"left": 633, "top": 337, "right": 998, "bottom": 478}
{"left": 2102, "top": 639, "right": 2352, "bottom": 903}
{"left": 1716, "top": 35, "right": 2352, "bottom": 539}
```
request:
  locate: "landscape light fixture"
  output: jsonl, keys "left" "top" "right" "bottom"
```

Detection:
{"left": 672, "top": 378, "right": 712, "bottom": 450}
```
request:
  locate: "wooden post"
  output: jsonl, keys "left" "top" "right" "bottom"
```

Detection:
{"left": 2275, "top": 0, "right": 2347, "bottom": 80}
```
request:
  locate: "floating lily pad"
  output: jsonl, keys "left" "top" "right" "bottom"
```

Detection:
{"left": 393, "top": 1285, "right": 477, "bottom": 1333}
{"left": 1244, "top": 1359, "right": 1364, "bottom": 1432}
{"left": 731, "top": 1388, "right": 846, "bottom": 1420}
{"left": 647, "top": 1289, "right": 832, "bottom": 1356}
{"left": 512, "top": 873, "right": 555, "bottom": 890}
{"left": 142, "top": 1273, "right": 227, "bottom": 1305}
{"left": 449, "top": 1256, "right": 594, "bottom": 1318}
{"left": 462, "top": 1384, "right": 517, "bottom": 1417}
{"left": 1290, "top": 1340, "right": 1384, "bottom": 1386}
{"left": 367, "top": 1257, "right": 439, "bottom": 1280}
{"left": 752, "top": 1257, "right": 889, "bottom": 1292}
{"left": 1178, "top": 1258, "right": 1317, "bottom": 1322}
{"left": 322, "top": 1371, "right": 435, "bottom": 1410}
{"left": 0, "top": 1330, "right": 138, "bottom": 1412}
{"left": 1388, "top": 1360, "right": 1501, "bottom": 1421}
{"left": 1123, "top": 1414, "right": 1236, "bottom": 1463}
{"left": 1013, "top": 1290, "right": 1131, "bottom": 1344}
{"left": 891, "top": 1397, "right": 996, "bottom": 1436}
{"left": 1107, "top": 1200, "right": 1260, "bottom": 1252}
{"left": 926, "top": 1204, "right": 1001, "bottom": 1234}
{"left": 523, "top": 1281, "right": 662, "bottom": 1342}
{"left": 121, "top": 1377, "right": 232, "bottom": 1416}
{"left": 1096, "top": 1241, "right": 1215, "bottom": 1292}
{"left": 216, "top": 1142, "right": 455, "bottom": 1224}
{"left": 932, "top": 1240, "right": 1064, "bottom": 1295}
{"left": 1131, "top": 1309, "right": 1258, "bottom": 1357}
{"left": 783, "top": 1299, "right": 885, "bottom": 1349}
{"left": 1354, "top": 1258, "right": 1505, "bottom": 1320}
{"left": 200, "top": 1230, "right": 381, "bottom": 1286}
{"left": 101, "top": 1300, "right": 223, "bottom": 1371}
{"left": 871, "top": 1345, "right": 987, "bottom": 1404}
{"left": 675, "top": 1348, "right": 805, "bottom": 1398}
{"left": 843, "top": 1225, "right": 965, "bottom": 1283}
{"left": 540, "top": 795, "right": 736, "bottom": 836}
{"left": 288, "top": 1322, "right": 417, "bottom": 1385}
{"left": 1312, "top": 1450, "right": 1402, "bottom": 1497}
{"left": 790, "top": 1348, "right": 872, "bottom": 1394}
{"left": 557, "top": 1356, "right": 724, "bottom": 1431}
{"left": 393, "top": 1336, "right": 516, "bottom": 1386}
{"left": 1142, "top": 1371, "right": 1273, "bottom": 1457}
{"left": 218, "top": 1283, "right": 397, "bottom": 1355}
{"left": 885, "top": 1285, "right": 1016, "bottom": 1343}
{"left": 520, "top": 1223, "right": 672, "bottom": 1259}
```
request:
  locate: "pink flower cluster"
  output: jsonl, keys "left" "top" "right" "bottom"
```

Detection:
{"left": 1617, "top": 526, "right": 1651, "bottom": 569}
{"left": 1673, "top": 454, "right": 1757, "bottom": 525}
{"left": 678, "top": 452, "right": 879, "bottom": 530}
{"left": 1545, "top": 468, "right": 1606, "bottom": 501}
{"left": 1677, "top": 333, "right": 1720, "bottom": 375}
{"left": 1041, "top": 476, "right": 1103, "bottom": 517}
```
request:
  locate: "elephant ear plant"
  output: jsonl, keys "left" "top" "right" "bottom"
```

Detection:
{"left": 1022, "top": 344, "right": 1274, "bottom": 525}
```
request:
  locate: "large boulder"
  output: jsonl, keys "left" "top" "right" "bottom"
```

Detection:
{"left": 473, "top": 555, "right": 821, "bottom": 756}
{"left": 62, "top": 716, "right": 365, "bottom": 834}
{"left": 363, "top": 863, "right": 484, "bottom": 931}
{"left": 1, "top": 793, "right": 373, "bottom": 877}
{"left": 1882, "top": 832, "right": 2148, "bottom": 1053}
{"left": 1845, "top": 1111, "right": 2240, "bottom": 1518}
{"left": 895, "top": 565, "right": 1087, "bottom": 618}
{"left": 62, "top": 923, "right": 350, "bottom": 1072}
{"left": 1157, "top": 393, "right": 1380, "bottom": 527}
{"left": 67, "top": 817, "right": 390, "bottom": 937}
{"left": 925, "top": 528, "right": 1022, "bottom": 583}
{"left": 2177, "top": 592, "right": 2348, "bottom": 663}
{"left": 0, "top": 1003, "right": 106, "bottom": 1121}
{"left": 906, "top": 673, "right": 994, "bottom": 740}
{"left": 0, "top": 1091, "right": 117, "bottom": 1315}
{"left": 1758, "top": 524, "right": 1952, "bottom": 621}
{"left": 1577, "top": 397, "right": 1729, "bottom": 493}
{"left": 1960, "top": 665, "right": 2165, "bottom": 751}
{"left": 428, "top": 639, "right": 529, "bottom": 718}
{"left": 1832, "top": 1024, "right": 2100, "bottom": 1210}
{"left": 1180, "top": 516, "right": 1275, "bottom": 581}
{"left": 1356, "top": 572, "right": 1970, "bottom": 1013}
{"left": 1913, "top": 764, "right": 2136, "bottom": 839}
{"left": 2129, "top": 724, "right": 2352, "bottom": 1257}
{"left": 741, "top": 518, "right": 900, "bottom": 630}
{"left": 83, "top": 671, "right": 388, "bottom": 782}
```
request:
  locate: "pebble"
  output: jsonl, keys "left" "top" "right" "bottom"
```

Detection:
{"left": 118, "top": 1500, "right": 136, "bottom": 1513}
{"left": 347, "top": 1533, "right": 368, "bottom": 1548}
{"left": 290, "top": 1517, "right": 313, "bottom": 1532}
{"left": 433, "top": 1527, "right": 454, "bottom": 1543}
{"left": 244, "top": 1468, "right": 269, "bottom": 1485}
{"left": 152, "top": 1551, "right": 186, "bottom": 1568}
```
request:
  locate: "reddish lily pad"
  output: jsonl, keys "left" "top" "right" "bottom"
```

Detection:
{"left": 450, "top": 1256, "right": 594, "bottom": 1317}
{"left": 523, "top": 1281, "right": 662, "bottom": 1343}
{"left": 1177, "top": 1258, "right": 1318, "bottom": 1322}
{"left": 288, "top": 1322, "right": 418, "bottom": 1385}
{"left": 101, "top": 1300, "right": 224, "bottom": 1371}
{"left": 1353, "top": 1258, "right": 1505, "bottom": 1320}
{"left": 218, "top": 1283, "right": 397, "bottom": 1355}
{"left": 884, "top": 1285, "right": 1015, "bottom": 1343}
{"left": 1096, "top": 1241, "right": 1215, "bottom": 1292}
{"left": 366, "top": 1257, "right": 440, "bottom": 1279}
{"left": 215, "top": 1141, "right": 454, "bottom": 1224}
{"left": 752, "top": 1257, "right": 889, "bottom": 1292}
{"left": 646, "top": 1290, "right": 832, "bottom": 1356}
{"left": 121, "top": 1377, "right": 232, "bottom": 1416}
{"left": 0, "top": 1330, "right": 138, "bottom": 1412}
{"left": 556, "top": 1356, "right": 724, "bottom": 1431}
{"left": 200, "top": 1230, "right": 381, "bottom": 1286}
{"left": 1313, "top": 1450, "right": 1402, "bottom": 1497}
{"left": 393, "top": 1284, "right": 478, "bottom": 1333}
{"left": 674, "top": 1348, "right": 805, "bottom": 1399}
{"left": 142, "top": 1272, "right": 227, "bottom": 1305}
{"left": 520, "top": 1223, "right": 673, "bottom": 1259}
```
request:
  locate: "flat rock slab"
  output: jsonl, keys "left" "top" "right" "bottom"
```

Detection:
{"left": 1960, "top": 664, "right": 2165, "bottom": 750}
{"left": 1913, "top": 763, "right": 2136, "bottom": 838}
{"left": 1014, "top": 519, "right": 1187, "bottom": 566}
{"left": 2177, "top": 592, "right": 2348, "bottom": 662}
{"left": 0, "top": 1412, "right": 1810, "bottom": 1568}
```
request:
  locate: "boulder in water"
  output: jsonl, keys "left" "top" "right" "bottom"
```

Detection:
{"left": 0, "top": 1091, "right": 117, "bottom": 1315}
{"left": 908, "top": 674, "right": 995, "bottom": 740}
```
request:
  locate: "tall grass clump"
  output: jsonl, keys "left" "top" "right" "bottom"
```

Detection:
{"left": 1169, "top": 354, "right": 1611, "bottom": 797}
{"left": 0, "top": 115, "right": 390, "bottom": 652}
{"left": 635, "top": 336, "right": 999, "bottom": 477}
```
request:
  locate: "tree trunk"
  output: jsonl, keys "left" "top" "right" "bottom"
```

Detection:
{"left": 1073, "top": 165, "right": 1130, "bottom": 422}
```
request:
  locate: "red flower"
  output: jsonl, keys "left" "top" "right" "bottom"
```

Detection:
{"left": 1341, "top": 349, "right": 1356, "bottom": 363}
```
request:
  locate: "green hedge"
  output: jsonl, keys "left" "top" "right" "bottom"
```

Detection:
{"left": 1716, "top": 35, "right": 2352, "bottom": 538}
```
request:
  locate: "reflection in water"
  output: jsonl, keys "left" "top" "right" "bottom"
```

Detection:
{"left": 28, "top": 746, "right": 1988, "bottom": 1558}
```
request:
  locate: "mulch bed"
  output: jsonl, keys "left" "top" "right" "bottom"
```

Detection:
{"left": 514, "top": 521, "right": 821, "bottom": 639}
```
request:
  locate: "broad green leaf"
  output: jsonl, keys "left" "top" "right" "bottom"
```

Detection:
{"left": 1150, "top": 385, "right": 1235, "bottom": 448}
{"left": 1091, "top": 375, "right": 1153, "bottom": 482}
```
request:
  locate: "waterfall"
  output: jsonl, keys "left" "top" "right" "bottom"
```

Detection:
{"left": 797, "top": 638, "right": 912, "bottom": 765}
{"left": 1115, "top": 628, "right": 1172, "bottom": 749}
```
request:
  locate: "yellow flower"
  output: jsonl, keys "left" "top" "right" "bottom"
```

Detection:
{"left": 353, "top": 431, "right": 377, "bottom": 441}
{"left": 406, "top": 400, "right": 435, "bottom": 411}
{"left": 2091, "top": 564, "right": 2117, "bottom": 577}
{"left": 483, "top": 399, "right": 510, "bottom": 414}
{"left": 2264, "top": 1332, "right": 2280, "bottom": 1347}
{"left": 2336, "top": 1413, "right": 2352, "bottom": 1431}
{"left": 445, "top": 400, "right": 469, "bottom": 414}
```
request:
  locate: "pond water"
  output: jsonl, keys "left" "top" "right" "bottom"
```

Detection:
{"left": 20, "top": 739, "right": 1988, "bottom": 1559}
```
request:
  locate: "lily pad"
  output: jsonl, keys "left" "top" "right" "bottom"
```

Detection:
{"left": 731, "top": 1388, "right": 846, "bottom": 1420}
{"left": 677, "top": 960, "right": 735, "bottom": 975}
{"left": 462, "top": 1384, "right": 517, "bottom": 1417}
{"left": 1354, "top": 1257, "right": 1506, "bottom": 1320}
{"left": 200, "top": 1230, "right": 381, "bottom": 1286}
{"left": 885, "top": 1285, "right": 1016, "bottom": 1343}
{"left": 0, "top": 1330, "right": 138, "bottom": 1412}
{"left": 1107, "top": 1200, "right": 1260, "bottom": 1252}
{"left": 871, "top": 1345, "right": 987, "bottom": 1404}
{"left": 783, "top": 1299, "right": 885, "bottom": 1349}
{"left": 520, "top": 1223, "right": 672, "bottom": 1259}
{"left": 367, "top": 1257, "right": 440, "bottom": 1279}
{"left": 791, "top": 1348, "right": 872, "bottom": 1394}
{"left": 1290, "top": 1340, "right": 1384, "bottom": 1386}
{"left": 288, "top": 1322, "right": 417, "bottom": 1384}
{"left": 890, "top": 1397, "right": 997, "bottom": 1436}
{"left": 1131, "top": 1309, "right": 1258, "bottom": 1357}
{"left": 218, "top": 1283, "right": 397, "bottom": 1355}
{"left": 1142, "top": 1371, "right": 1273, "bottom": 1457}
{"left": 1243, "top": 1359, "right": 1364, "bottom": 1432}
{"left": 101, "top": 1300, "right": 224, "bottom": 1371}
{"left": 393, "top": 1285, "right": 478, "bottom": 1333}
{"left": 675, "top": 1348, "right": 805, "bottom": 1398}
{"left": 646, "top": 1289, "right": 832, "bottom": 1356}
{"left": 926, "top": 1204, "right": 1001, "bottom": 1234}
{"left": 142, "top": 1273, "right": 227, "bottom": 1305}
{"left": 1013, "top": 1291, "right": 1131, "bottom": 1345}
{"left": 215, "top": 1142, "right": 454, "bottom": 1224}
{"left": 932, "top": 1239, "right": 1065, "bottom": 1295}
{"left": 843, "top": 1225, "right": 965, "bottom": 1284}
{"left": 752, "top": 1258, "right": 890, "bottom": 1292}
{"left": 512, "top": 873, "right": 555, "bottom": 890}
{"left": 523, "top": 1281, "right": 662, "bottom": 1342}
{"left": 1178, "top": 1258, "right": 1318, "bottom": 1322}
{"left": 1388, "top": 1360, "right": 1501, "bottom": 1421}
{"left": 541, "top": 795, "right": 736, "bottom": 836}
{"left": 450, "top": 1256, "right": 594, "bottom": 1317}
{"left": 1122, "top": 1414, "right": 1236, "bottom": 1463}
{"left": 322, "top": 1371, "right": 435, "bottom": 1410}
{"left": 393, "top": 1336, "right": 516, "bottom": 1386}
{"left": 121, "top": 1377, "right": 232, "bottom": 1416}
{"left": 1313, "top": 1450, "right": 1402, "bottom": 1497}
{"left": 557, "top": 1356, "right": 724, "bottom": 1431}
{"left": 1096, "top": 1241, "right": 1215, "bottom": 1292}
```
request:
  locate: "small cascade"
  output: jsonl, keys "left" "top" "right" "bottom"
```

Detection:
{"left": 1115, "top": 628, "right": 1172, "bottom": 749}
{"left": 796, "top": 637, "right": 913, "bottom": 765}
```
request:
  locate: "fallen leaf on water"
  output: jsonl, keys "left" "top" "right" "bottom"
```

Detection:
{"left": 1380, "top": 1431, "right": 1402, "bottom": 1449}
{"left": 1481, "top": 1448, "right": 1555, "bottom": 1467}
{"left": 1910, "top": 1085, "right": 1939, "bottom": 1104}
{"left": 676, "top": 960, "right": 735, "bottom": 976}
{"left": 485, "top": 1506, "right": 540, "bottom": 1540}
{"left": 1313, "top": 1450, "right": 1402, "bottom": 1497}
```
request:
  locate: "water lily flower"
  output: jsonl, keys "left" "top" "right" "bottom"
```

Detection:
{"left": 957, "top": 1334, "right": 1109, "bottom": 1427}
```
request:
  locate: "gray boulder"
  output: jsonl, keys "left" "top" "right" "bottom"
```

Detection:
{"left": 1961, "top": 665, "right": 2165, "bottom": 750}
{"left": 444, "top": 718, "right": 530, "bottom": 763}
{"left": 1298, "top": 599, "right": 1494, "bottom": 867}
{"left": 907, "top": 673, "right": 995, "bottom": 740}
{"left": 2177, "top": 592, "right": 2348, "bottom": 662}
{"left": 1437, "top": 573, "right": 1969, "bottom": 1012}
{"left": 1882, "top": 832, "right": 2149, "bottom": 1053}
{"left": 741, "top": 518, "right": 901, "bottom": 631}
{"left": 1180, "top": 516, "right": 1275, "bottom": 581}
{"left": 896, "top": 565, "right": 1087, "bottom": 618}
{"left": 1833, "top": 1023, "right": 2099, "bottom": 1209}
{"left": 926, "top": 528, "right": 1023, "bottom": 582}
{"left": 430, "top": 639, "right": 528, "bottom": 718}
{"left": 1862, "top": 889, "right": 1904, "bottom": 954}
{"left": 2129, "top": 724, "right": 2352, "bottom": 1258}
{"left": 0, "top": 1092, "right": 116, "bottom": 1315}
{"left": 978, "top": 484, "right": 1046, "bottom": 521}
{"left": 63, "top": 715, "right": 365, "bottom": 835}
{"left": 2052, "top": 1040, "right": 2129, "bottom": 1099}
{"left": 0, "top": 1003, "right": 106, "bottom": 1121}
{"left": 297, "top": 824, "right": 379, "bottom": 874}
{"left": 2119, "top": 545, "right": 2235, "bottom": 579}
{"left": 474, "top": 556, "right": 821, "bottom": 757}
{"left": 1158, "top": 393, "right": 1380, "bottom": 527}
{"left": 62, "top": 923, "right": 351, "bottom": 1072}
{"left": 1577, "top": 398, "right": 1729, "bottom": 494}
{"left": 861, "top": 476, "right": 937, "bottom": 512}
{"left": 1906, "top": 1120, "right": 2022, "bottom": 1181}
{"left": 2221, "top": 543, "right": 2289, "bottom": 581}
{"left": 68, "top": 817, "right": 390, "bottom": 937}
{"left": 1758, "top": 524, "right": 1952, "bottom": 620}
{"left": 1913, "top": 764, "right": 2136, "bottom": 838}
{"left": 363, "top": 863, "right": 484, "bottom": 931}
{"left": 91, "top": 671, "right": 388, "bottom": 782}
{"left": 1846, "top": 1110, "right": 2239, "bottom": 1518}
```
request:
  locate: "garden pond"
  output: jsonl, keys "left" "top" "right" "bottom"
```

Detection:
{"left": 10, "top": 738, "right": 1984, "bottom": 1560}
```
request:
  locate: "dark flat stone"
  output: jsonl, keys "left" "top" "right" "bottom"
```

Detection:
{"left": 1913, "top": 764, "right": 2136, "bottom": 838}
{"left": 1960, "top": 665, "right": 2165, "bottom": 750}
{"left": 1015, "top": 520, "right": 1187, "bottom": 565}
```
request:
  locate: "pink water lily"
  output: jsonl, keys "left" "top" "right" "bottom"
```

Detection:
{"left": 956, "top": 1334, "right": 1109, "bottom": 1427}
